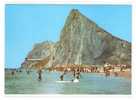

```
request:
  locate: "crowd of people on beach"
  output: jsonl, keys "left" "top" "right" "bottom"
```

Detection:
{"left": 48, "top": 63, "right": 131, "bottom": 80}
{"left": 10, "top": 63, "right": 131, "bottom": 82}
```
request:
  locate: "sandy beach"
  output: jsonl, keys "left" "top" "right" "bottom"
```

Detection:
{"left": 116, "top": 70, "right": 131, "bottom": 79}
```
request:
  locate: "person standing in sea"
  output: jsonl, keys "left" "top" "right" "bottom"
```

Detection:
{"left": 37, "top": 69, "right": 42, "bottom": 81}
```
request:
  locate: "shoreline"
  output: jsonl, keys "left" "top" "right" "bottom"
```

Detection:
{"left": 5, "top": 68, "right": 131, "bottom": 80}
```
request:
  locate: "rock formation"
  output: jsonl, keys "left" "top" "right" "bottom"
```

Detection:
{"left": 21, "top": 9, "right": 131, "bottom": 69}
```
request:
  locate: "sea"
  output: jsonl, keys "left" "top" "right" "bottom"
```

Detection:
{"left": 5, "top": 69, "right": 131, "bottom": 94}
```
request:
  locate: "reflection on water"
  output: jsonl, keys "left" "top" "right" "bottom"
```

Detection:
{"left": 5, "top": 70, "right": 131, "bottom": 94}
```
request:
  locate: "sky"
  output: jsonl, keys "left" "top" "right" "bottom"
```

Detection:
{"left": 5, "top": 4, "right": 132, "bottom": 68}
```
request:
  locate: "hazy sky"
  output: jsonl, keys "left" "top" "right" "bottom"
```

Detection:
{"left": 5, "top": 4, "right": 131, "bottom": 68}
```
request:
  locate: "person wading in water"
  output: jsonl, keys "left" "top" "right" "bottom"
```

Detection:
{"left": 11, "top": 69, "right": 16, "bottom": 76}
{"left": 60, "top": 74, "right": 64, "bottom": 81}
{"left": 60, "top": 69, "right": 67, "bottom": 81}
{"left": 71, "top": 67, "right": 80, "bottom": 82}
{"left": 76, "top": 67, "right": 81, "bottom": 79}
{"left": 73, "top": 68, "right": 76, "bottom": 78}
{"left": 38, "top": 69, "right": 42, "bottom": 81}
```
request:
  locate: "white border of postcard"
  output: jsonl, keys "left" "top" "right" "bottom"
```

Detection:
{"left": 0, "top": 0, "right": 136, "bottom": 100}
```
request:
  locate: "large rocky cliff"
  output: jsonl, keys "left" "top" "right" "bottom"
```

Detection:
{"left": 21, "top": 9, "right": 131, "bottom": 69}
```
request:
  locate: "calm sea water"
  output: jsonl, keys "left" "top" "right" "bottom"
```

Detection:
{"left": 5, "top": 70, "right": 131, "bottom": 94}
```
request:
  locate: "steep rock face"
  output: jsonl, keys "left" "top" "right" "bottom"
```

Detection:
{"left": 53, "top": 9, "right": 131, "bottom": 66}
{"left": 21, "top": 9, "right": 131, "bottom": 68}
